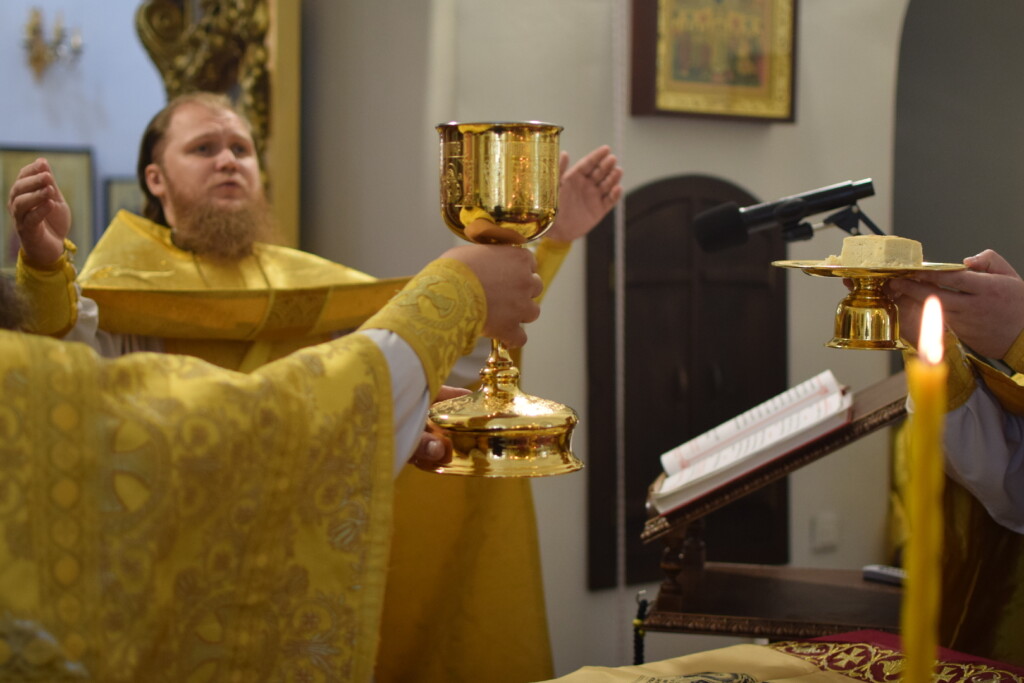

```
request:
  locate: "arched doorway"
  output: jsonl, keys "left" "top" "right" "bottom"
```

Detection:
{"left": 586, "top": 174, "right": 789, "bottom": 588}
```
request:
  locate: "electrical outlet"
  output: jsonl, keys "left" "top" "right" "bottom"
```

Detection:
{"left": 810, "top": 511, "right": 840, "bottom": 552}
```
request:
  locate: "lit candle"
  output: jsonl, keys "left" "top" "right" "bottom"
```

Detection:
{"left": 902, "top": 295, "right": 946, "bottom": 683}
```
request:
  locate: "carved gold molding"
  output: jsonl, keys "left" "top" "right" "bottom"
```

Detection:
{"left": 136, "top": 0, "right": 269, "bottom": 158}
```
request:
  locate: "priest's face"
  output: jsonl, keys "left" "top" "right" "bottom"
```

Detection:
{"left": 144, "top": 101, "right": 269, "bottom": 259}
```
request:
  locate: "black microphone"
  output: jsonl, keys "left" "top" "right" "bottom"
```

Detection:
{"left": 694, "top": 179, "right": 875, "bottom": 252}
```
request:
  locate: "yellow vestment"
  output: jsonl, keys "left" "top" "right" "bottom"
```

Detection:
{"left": 376, "top": 240, "right": 569, "bottom": 683}
{"left": 0, "top": 256, "right": 485, "bottom": 680}
{"left": 72, "top": 211, "right": 411, "bottom": 370}
{"left": 892, "top": 334, "right": 1024, "bottom": 665}
{"left": 20, "top": 211, "right": 571, "bottom": 682}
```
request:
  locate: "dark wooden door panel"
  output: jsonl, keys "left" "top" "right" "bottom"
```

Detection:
{"left": 587, "top": 175, "right": 789, "bottom": 590}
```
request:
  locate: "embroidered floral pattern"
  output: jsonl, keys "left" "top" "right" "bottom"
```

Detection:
{"left": 0, "top": 330, "right": 398, "bottom": 680}
{"left": 361, "top": 257, "right": 485, "bottom": 397}
{"left": 770, "top": 639, "right": 1024, "bottom": 682}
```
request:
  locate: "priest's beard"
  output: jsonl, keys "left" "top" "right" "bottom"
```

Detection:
{"left": 0, "top": 275, "right": 28, "bottom": 331}
{"left": 170, "top": 197, "right": 275, "bottom": 262}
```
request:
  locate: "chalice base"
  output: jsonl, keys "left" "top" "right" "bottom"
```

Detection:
{"left": 827, "top": 336, "right": 907, "bottom": 351}
{"left": 422, "top": 387, "right": 583, "bottom": 477}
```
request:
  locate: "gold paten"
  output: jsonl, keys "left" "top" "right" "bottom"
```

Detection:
{"left": 426, "top": 122, "right": 583, "bottom": 477}
{"left": 774, "top": 260, "right": 966, "bottom": 350}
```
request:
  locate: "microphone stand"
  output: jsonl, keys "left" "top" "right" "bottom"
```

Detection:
{"left": 781, "top": 204, "right": 885, "bottom": 243}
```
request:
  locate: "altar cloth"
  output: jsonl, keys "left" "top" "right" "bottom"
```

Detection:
{"left": 540, "top": 630, "right": 1024, "bottom": 682}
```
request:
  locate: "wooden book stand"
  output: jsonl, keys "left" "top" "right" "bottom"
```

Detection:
{"left": 641, "top": 371, "right": 908, "bottom": 639}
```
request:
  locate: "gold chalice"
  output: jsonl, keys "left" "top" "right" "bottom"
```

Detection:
{"left": 423, "top": 121, "right": 583, "bottom": 477}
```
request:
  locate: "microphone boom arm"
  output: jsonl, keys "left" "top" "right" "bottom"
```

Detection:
{"left": 693, "top": 178, "right": 882, "bottom": 252}
{"left": 784, "top": 205, "right": 885, "bottom": 243}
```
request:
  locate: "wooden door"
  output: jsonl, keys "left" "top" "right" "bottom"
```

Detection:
{"left": 586, "top": 175, "right": 790, "bottom": 588}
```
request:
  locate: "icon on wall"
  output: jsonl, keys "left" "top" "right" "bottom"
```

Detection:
{"left": 631, "top": 0, "right": 797, "bottom": 122}
{"left": 105, "top": 176, "right": 145, "bottom": 225}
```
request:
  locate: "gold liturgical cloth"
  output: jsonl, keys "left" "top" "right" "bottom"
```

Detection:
{"left": 22, "top": 210, "right": 567, "bottom": 680}
{"left": 79, "top": 211, "right": 410, "bottom": 341}
{"left": 0, "top": 257, "right": 489, "bottom": 679}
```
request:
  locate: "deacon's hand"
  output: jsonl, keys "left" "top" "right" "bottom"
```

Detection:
{"left": 6, "top": 158, "right": 72, "bottom": 268}
{"left": 544, "top": 145, "right": 624, "bottom": 244}
{"left": 443, "top": 244, "right": 543, "bottom": 348}
{"left": 409, "top": 385, "right": 469, "bottom": 469}
{"left": 888, "top": 249, "right": 1024, "bottom": 359}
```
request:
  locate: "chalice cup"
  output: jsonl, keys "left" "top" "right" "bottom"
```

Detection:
{"left": 424, "top": 121, "right": 583, "bottom": 477}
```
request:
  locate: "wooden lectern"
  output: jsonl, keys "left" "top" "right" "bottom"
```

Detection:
{"left": 641, "top": 371, "right": 909, "bottom": 640}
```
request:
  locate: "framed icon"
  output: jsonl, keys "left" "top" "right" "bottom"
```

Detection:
{"left": 105, "top": 176, "right": 145, "bottom": 225}
{"left": 632, "top": 0, "right": 797, "bottom": 122}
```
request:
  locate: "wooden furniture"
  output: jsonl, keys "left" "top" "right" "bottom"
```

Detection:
{"left": 642, "top": 371, "right": 909, "bottom": 639}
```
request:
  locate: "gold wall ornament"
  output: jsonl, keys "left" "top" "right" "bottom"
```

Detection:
{"left": 135, "top": 0, "right": 271, "bottom": 162}
{"left": 23, "top": 8, "right": 84, "bottom": 82}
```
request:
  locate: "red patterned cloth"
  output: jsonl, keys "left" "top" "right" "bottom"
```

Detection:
{"left": 769, "top": 630, "right": 1024, "bottom": 682}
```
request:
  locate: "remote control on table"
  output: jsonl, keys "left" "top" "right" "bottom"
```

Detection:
{"left": 862, "top": 564, "right": 906, "bottom": 587}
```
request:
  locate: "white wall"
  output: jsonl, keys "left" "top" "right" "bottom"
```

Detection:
{"left": 0, "top": 0, "right": 164, "bottom": 239}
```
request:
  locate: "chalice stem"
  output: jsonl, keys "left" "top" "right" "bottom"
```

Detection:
{"left": 480, "top": 338, "right": 521, "bottom": 401}
{"left": 855, "top": 276, "right": 885, "bottom": 301}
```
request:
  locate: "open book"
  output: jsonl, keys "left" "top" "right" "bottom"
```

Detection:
{"left": 650, "top": 369, "right": 853, "bottom": 515}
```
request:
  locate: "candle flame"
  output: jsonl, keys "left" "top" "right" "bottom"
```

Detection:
{"left": 919, "top": 295, "right": 944, "bottom": 364}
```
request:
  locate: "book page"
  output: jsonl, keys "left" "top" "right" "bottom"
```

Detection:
{"left": 659, "top": 389, "right": 852, "bottom": 496}
{"left": 660, "top": 369, "right": 843, "bottom": 476}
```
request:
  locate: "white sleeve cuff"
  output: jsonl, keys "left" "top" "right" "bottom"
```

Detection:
{"left": 360, "top": 328, "right": 430, "bottom": 476}
{"left": 943, "top": 382, "right": 1024, "bottom": 534}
